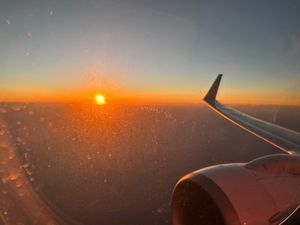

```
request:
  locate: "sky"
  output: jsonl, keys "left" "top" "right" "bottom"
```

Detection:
{"left": 0, "top": 0, "right": 300, "bottom": 104}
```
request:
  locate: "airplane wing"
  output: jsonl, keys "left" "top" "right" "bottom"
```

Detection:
{"left": 280, "top": 204, "right": 300, "bottom": 225}
{"left": 203, "top": 74, "right": 300, "bottom": 154}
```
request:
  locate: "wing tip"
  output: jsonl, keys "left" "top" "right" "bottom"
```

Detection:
{"left": 203, "top": 74, "right": 223, "bottom": 104}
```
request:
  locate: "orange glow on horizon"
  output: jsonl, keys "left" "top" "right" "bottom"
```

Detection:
{"left": 0, "top": 89, "right": 299, "bottom": 106}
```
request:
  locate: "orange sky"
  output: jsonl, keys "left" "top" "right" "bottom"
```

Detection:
{"left": 1, "top": 88, "right": 299, "bottom": 106}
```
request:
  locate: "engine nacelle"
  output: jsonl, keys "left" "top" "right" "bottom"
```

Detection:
{"left": 172, "top": 154, "right": 300, "bottom": 225}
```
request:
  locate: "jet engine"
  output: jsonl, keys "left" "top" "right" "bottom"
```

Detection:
{"left": 172, "top": 154, "right": 300, "bottom": 225}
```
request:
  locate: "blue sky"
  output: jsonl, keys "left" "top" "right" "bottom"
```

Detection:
{"left": 0, "top": 0, "right": 300, "bottom": 103}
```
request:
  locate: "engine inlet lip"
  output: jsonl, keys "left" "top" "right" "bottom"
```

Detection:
{"left": 172, "top": 173, "right": 241, "bottom": 225}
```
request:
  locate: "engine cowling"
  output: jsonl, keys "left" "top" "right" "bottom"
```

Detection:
{"left": 172, "top": 154, "right": 300, "bottom": 225}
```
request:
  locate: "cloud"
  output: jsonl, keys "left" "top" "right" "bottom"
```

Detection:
{"left": 289, "top": 31, "right": 300, "bottom": 57}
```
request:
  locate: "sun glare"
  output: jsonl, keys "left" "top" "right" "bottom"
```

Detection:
{"left": 94, "top": 94, "right": 106, "bottom": 105}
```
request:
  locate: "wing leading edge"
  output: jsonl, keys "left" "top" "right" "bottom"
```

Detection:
{"left": 203, "top": 74, "right": 300, "bottom": 154}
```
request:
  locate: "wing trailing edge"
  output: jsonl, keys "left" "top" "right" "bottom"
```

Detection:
{"left": 203, "top": 75, "right": 300, "bottom": 154}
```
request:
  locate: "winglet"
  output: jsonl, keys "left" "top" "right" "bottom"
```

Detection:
{"left": 203, "top": 74, "right": 222, "bottom": 103}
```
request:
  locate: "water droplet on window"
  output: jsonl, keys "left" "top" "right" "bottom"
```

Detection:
{"left": 87, "top": 153, "right": 92, "bottom": 160}
{"left": 11, "top": 105, "right": 21, "bottom": 111}
{"left": 24, "top": 152, "right": 29, "bottom": 160}
{"left": 8, "top": 148, "right": 15, "bottom": 159}
{"left": 0, "top": 143, "right": 8, "bottom": 148}
{"left": 22, "top": 163, "right": 30, "bottom": 169}
{"left": 16, "top": 179, "right": 23, "bottom": 188}
{"left": 0, "top": 107, "right": 7, "bottom": 113}
{"left": 0, "top": 129, "right": 5, "bottom": 136}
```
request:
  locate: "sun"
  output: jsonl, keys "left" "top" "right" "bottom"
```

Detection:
{"left": 94, "top": 94, "right": 106, "bottom": 105}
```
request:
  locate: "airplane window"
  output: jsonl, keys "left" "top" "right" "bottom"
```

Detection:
{"left": 0, "top": 1, "right": 300, "bottom": 225}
